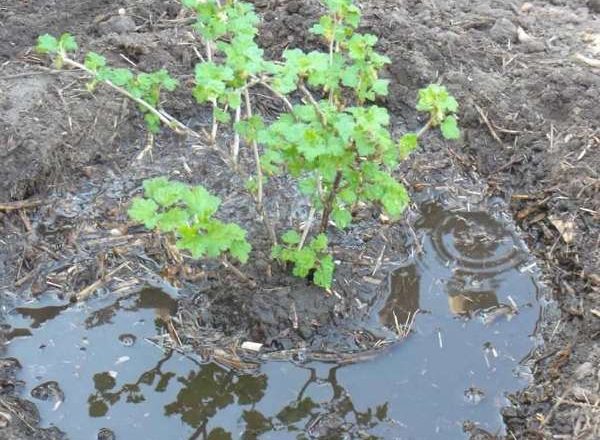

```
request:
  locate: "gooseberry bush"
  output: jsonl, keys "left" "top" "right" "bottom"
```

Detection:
{"left": 36, "top": 0, "right": 460, "bottom": 289}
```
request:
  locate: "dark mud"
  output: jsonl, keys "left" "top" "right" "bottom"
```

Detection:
{"left": 1, "top": 0, "right": 599, "bottom": 438}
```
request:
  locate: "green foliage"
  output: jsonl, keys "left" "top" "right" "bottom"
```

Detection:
{"left": 272, "top": 233, "right": 335, "bottom": 289}
{"left": 416, "top": 84, "right": 460, "bottom": 140}
{"left": 186, "top": 0, "right": 272, "bottom": 121}
{"left": 94, "top": 66, "right": 178, "bottom": 133}
{"left": 36, "top": 33, "right": 78, "bottom": 68}
{"left": 37, "top": 34, "right": 178, "bottom": 133}
{"left": 128, "top": 178, "right": 251, "bottom": 263}
{"left": 39, "top": 0, "right": 462, "bottom": 292}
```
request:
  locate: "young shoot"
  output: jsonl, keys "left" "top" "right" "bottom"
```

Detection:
{"left": 128, "top": 177, "right": 253, "bottom": 284}
{"left": 36, "top": 34, "right": 183, "bottom": 135}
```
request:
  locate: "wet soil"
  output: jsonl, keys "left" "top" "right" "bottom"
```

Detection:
{"left": 1, "top": 0, "right": 599, "bottom": 439}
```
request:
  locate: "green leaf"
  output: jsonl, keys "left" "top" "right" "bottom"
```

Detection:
{"left": 182, "top": 185, "right": 220, "bottom": 218}
{"left": 282, "top": 230, "right": 301, "bottom": 245}
{"left": 128, "top": 198, "right": 159, "bottom": 229}
{"left": 313, "top": 255, "right": 334, "bottom": 289}
{"left": 58, "top": 33, "right": 78, "bottom": 52}
{"left": 338, "top": 187, "right": 357, "bottom": 204}
{"left": 371, "top": 79, "right": 389, "bottom": 96}
{"left": 156, "top": 208, "right": 189, "bottom": 232}
{"left": 399, "top": 133, "right": 418, "bottom": 159}
{"left": 36, "top": 34, "right": 59, "bottom": 54}
{"left": 144, "top": 113, "right": 161, "bottom": 133}
{"left": 332, "top": 207, "right": 352, "bottom": 229}
{"left": 107, "top": 68, "right": 134, "bottom": 86}
{"left": 214, "top": 107, "right": 231, "bottom": 123}
{"left": 84, "top": 52, "right": 106, "bottom": 72}
{"left": 442, "top": 95, "right": 459, "bottom": 113}
{"left": 177, "top": 226, "right": 206, "bottom": 259}
{"left": 310, "top": 234, "right": 328, "bottom": 252}
{"left": 291, "top": 248, "right": 316, "bottom": 277}
{"left": 230, "top": 239, "right": 252, "bottom": 263}
{"left": 441, "top": 116, "right": 460, "bottom": 140}
{"left": 143, "top": 177, "right": 186, "bottom": 207}
{"left": 235, "top": 115, "right": 264, "bottom": 142}
{"left": 271, "top": 245, "right": 283, "bottom": 260}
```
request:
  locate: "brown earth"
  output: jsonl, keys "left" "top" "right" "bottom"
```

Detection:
{"left": 1, "top": 0, "right": 599, "bottom": 439}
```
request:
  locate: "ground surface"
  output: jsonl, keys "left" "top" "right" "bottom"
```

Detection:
{"left": 1, "top": 0, "right": 599, "bottom": 439}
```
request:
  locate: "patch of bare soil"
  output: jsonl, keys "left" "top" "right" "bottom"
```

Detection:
{"left": 0, "top": 0, "right": 599, "bottom": 439}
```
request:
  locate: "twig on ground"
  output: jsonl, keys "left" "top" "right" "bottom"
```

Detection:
{"left": 71, "top": 262, "right": 129, "bottom": 302}
{"left": 220, "top": 256, "right": 256, "bottom": 288}
{"left": 61, "top": 56, "right": 205, "bottom": 140}
{"left": 474, "top": 103, "right": 503, "bottom": 145}
{"left": 0, "top": 199, "right": 44, "bottom": 212}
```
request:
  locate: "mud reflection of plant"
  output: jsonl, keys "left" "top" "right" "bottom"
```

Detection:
{"left": 36, "top": 0, "right": 460, "bottom": 290}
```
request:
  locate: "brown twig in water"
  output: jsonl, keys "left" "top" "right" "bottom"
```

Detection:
{"left": 0, "top": 398, "right": 37, "bottom": 432}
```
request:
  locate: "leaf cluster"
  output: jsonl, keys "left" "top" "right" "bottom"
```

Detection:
{"left": 259, "top": 102, "right": 409, "bottom": 225}
{"left": 36, "top": 33, "right": 78, "bottom": 68}
{"left": 417, "top": 84, "right": 460, "bottom": 140}
{"left": 185, "top": 0, "right": 272, "bottom": 114}
{"left": 128, "top": 178, "right": 251, "bottom": 263}
{"left": 84, "top": 52, "right": 178, "bottom": 133}
{"left": 271, "top": 231, "right": 335, "bottom": 289}
{"left": 37, "top": 34, "right": 178, "bottom": 133}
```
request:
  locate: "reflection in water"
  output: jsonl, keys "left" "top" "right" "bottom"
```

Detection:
{"left": 383, "top": 203, "right": 526, "bottom": 325}
{"left": 84, "top": 288, "right": 177, "bottom": 329}
{"left": 15, "top": 304, "right": 69, "bottom": 328}
{"left": 7, "top": 289, "right": 390, "bottom": 439}
{"left": 164, "top": 362, "right": 267, "bottom": 437}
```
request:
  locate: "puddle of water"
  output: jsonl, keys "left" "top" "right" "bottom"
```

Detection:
{"left": 2, "top": 203, "right": 541, "bottom": 439}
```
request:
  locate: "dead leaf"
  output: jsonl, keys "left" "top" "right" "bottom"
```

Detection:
{"left": 518, "top": 27, "right": 535, "bottom": 43}
{"left": 549, "top": 216, "right": 575, "bottom": 243}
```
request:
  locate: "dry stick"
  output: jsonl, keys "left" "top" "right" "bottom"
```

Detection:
{"left": 298, "top": 83, "right": 327, "bottom": 125}
{"left": 204, "top": 40, "right": 219, "bottom": 143}
{"left": 474, "top": 103, "right": 503, "bottom": 145}
{"left": 0, "top": 398, "right": 37, "bottom": 432}
{"left": 416, "top": 118, "right": 434, "bottom": 139}
{"left": 298, "top": 207, "right": 316, "bottom": 250}
{"left": 243, "top": 88, "right": 278, "bottom": 246}
{"left": 0, "top": 199, "right": 44, "bottom": 212}
{"left": 61, "top": 57, "right": 205, "bottom": 140}
{"left": 71, "top": 262, "right": 129, "bottom": 302}
{"left": 220, "top": 256, "right": 257, "bottom": 288}
{"left": 319, "top": 171, "right": 343, "bottom": 233}
{"left": 257, "top": 79, "right": 294, "bottom": 112}
{"left": 231, "top": 105, "right": 242, "bottom": 165}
